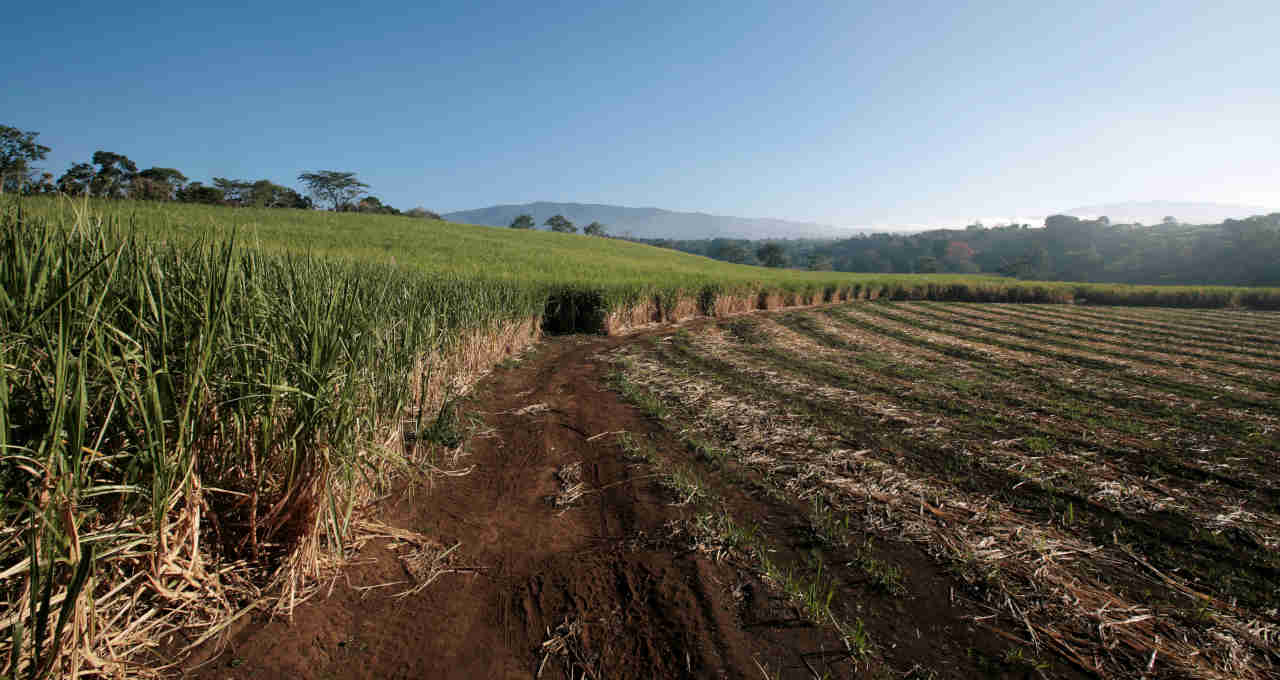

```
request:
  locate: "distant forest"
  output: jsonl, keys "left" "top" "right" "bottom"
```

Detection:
{"left": 632, "top": 213, "right": 1280, "bottom": 286}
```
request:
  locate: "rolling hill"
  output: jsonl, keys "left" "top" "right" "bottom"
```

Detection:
{"left": 442, "top": 201, "right": 864, "bottom": 240}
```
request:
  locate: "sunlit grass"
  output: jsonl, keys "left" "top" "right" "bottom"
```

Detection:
{"left": 24, "top": 195, "right": 1279, "bottom": 313}
{"left": 0, "top": 198, "right": 537, "bottom": 677}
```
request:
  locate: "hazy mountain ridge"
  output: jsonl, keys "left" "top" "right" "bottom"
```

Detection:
{"left": 1061, "top": 201, "right": 1273, "bottom": 225}
{"left": 442, "top": 201, "right": 865, "bottom": 240}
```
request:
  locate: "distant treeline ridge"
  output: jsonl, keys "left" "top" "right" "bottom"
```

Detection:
{"left": 633, "top": 213, "right": 1280, "bottom": 287}
{"left": 0, "top": 124, "right": 442, "bottom": 218}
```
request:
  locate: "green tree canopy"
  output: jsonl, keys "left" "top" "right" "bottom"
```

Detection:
{"left": 297, "top": 170, "right": 369, "bottom": 210}
{"left": 545, "top": 214, "right": 576, "bottom": 233}
{"left": 212, "top": 178, "right": 254, "bottom": 205}
{"left": 806, "top": 253, "right": 834, "bottom": 271}
{"left": 626, "top": 211, "right": 1280, "bottom": 284}
{"left": 355, "top": 196, "right": 402, "bottom": 214}
{"left": 406, "top": 207, "right": 441, "bottom": 220}
{"left": 130, "top": 176, "right": 172, "bottom": 201}
{"left": 176, "top": 181, "right": 225, "bottom": 204}
{"left": 756, "top": 242, "right": 788, "bottom": 267}
{"left": 509, "top": 214, "right": 535, "bottom": 229}
{"left": 56, "top": 163, "right": 94, "bottom": 195}
{"left": 135, "top": 167, "right": 188, "bottom": 200}
{"left": 709, "top": 240, "right": 749, "bottom": 264}
{"left": 89, "top": 151, "right": 138, "bottom": 198}
{"left": 249, "top": 179, "right": 307, "bottom": 208}
{"left": 1044, "top": 214, "right": 1083, "bottom": 234}
{"left": 30, "top": 172, "right": 56, "bottom": 194}
{"left": 583, "top": 221, "right": 607, "bottom": 236}
{"left": 0, "top": 125, "right": 51, "bottom": 193}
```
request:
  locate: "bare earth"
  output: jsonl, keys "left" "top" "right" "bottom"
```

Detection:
{"left": 192, "top": 300, "right": 1280, "bottom": 676}
{"left": 193, "top": 308, "right": 1231, "bottom": 679}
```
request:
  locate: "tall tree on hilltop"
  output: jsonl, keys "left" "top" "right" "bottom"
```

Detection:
{"left": 56, "top": 163, "right": 95, "bottom": 195}
{"left": 31, "top": 172, "right": 55, "bottom": 194}
{"left": 545, "top": 214, "right": 576, "bottom": 233}
{"left": 356, "top": 196, "right": 402, "bottom": 214}
{"left": 509, "top": 214, "right": 535, "bottom": 229}
{"left": 89, "top": 151, "right": 138, "bottom": 198}
{"left": 0, "top": 125, "right": 51, "bottom": 194}
{"left": 134, "top": 167, "right": 188, "bottom": 200}
{"left": 250, "top": 179, "right": 281, "bottom": 207}
{"left": 297, "top": 170, "right": 368, "bottom": 211}
{"left": 176, "top": 181, "right": 225, "bottom": 204}
{"left": 406, "top": 207, "right": 441, "bottom": 219}
{"left": 213, "top": 178, "right": 254, "bottom": 206}
{"left": 248, "top": 180, "right": 309, "bottom": 208}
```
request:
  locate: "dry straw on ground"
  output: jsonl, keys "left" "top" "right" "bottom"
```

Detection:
{"left": 609, "top": 309, "right": 1280, "bottom": 679}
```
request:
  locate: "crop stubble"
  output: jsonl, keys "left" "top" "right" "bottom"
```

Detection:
{"left": 610, "top": 302, "right": 1280, "bottom": 680}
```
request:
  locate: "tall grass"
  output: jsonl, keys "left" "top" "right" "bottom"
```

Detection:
{"left": 0, "top": 200, "right": 540, "bottom": 677}
{"left": 4, "top": 195, "right": 1279, "bottom": 677}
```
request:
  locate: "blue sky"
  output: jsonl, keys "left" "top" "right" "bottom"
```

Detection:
{"left": 8, "top": 1, "right": 1279, "bottom": 228}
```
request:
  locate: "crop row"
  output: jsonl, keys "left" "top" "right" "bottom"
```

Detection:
{"left": 609, "top": 305, "right": 1280, "bottom": 679}
{"left": 684, "top": 318, "right": 1280, "bottom": 594}
{"left": 0, "top": 207, "right": 542, "bottom": 678}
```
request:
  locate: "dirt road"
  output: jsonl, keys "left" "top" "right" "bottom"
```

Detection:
{"left": 192, "top": 323, "right": 1056, "bottom": 680}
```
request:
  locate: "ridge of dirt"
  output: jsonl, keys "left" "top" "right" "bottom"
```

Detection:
{"left": 187, "top": 321, "right": 1061, "bottom": 680}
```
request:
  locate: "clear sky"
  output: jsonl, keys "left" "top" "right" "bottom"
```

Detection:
{"left": 8, "top": 1, "right": 1278, "bottom": 228}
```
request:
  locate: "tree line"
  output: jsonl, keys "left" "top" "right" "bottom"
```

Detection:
{"left": 507, "top": 213, "right": 609, "bottom": 236}
{"left": 9, "top": 124, "right": 1276, "bottom": 283}
{"left": 640, "top": 213, "right": 1280, "bottom": 286}
{"left": 627, "top": 237, "right": 829, "bottom": 269}
{"left": 0, "top": 125, "right": 440, "bottom": 218}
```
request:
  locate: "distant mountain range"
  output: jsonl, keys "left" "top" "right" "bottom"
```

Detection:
{"left": 443, "top": 200, "right": 1278, "bottom": 241}
{"left": 442, "top": 202, "right": 865, "bottom": 240}
{"left": 1061, "top": 201, "right": 1273, "bottom": 225}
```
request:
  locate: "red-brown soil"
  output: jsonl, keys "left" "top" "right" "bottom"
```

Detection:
{"left": 188, "top": 322, "right": 1067, "bottom": 680}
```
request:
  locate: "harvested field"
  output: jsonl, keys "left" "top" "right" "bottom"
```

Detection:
{"left": 196, "top": 301, "right": 1277, "bottom": 680}
{"left": 608, "top": 302, "right": 1280, "bottom": 680}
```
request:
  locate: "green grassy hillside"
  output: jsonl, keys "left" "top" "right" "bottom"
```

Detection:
{"left": 22, "top": 196, "right": 1280, "bottom": 320}
{"left": 21, "top": 195, "right": 1003, "bottom": 286}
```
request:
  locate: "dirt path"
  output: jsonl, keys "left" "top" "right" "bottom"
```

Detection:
{"left": 190, "top": 323, "right": 1054, "bottom": 680}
